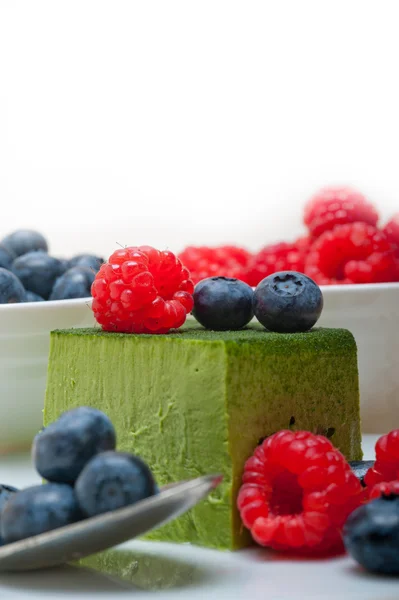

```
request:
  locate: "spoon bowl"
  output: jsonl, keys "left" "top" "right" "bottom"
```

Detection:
{"left": 0, "top": 473, "right": 222, "bottom": 572}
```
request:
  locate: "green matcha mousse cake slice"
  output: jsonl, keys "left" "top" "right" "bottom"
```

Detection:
{"left": 44, "top": 324, "right": 362, "bottom": 551}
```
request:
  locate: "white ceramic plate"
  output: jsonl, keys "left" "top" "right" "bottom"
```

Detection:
{"left": 0, "top": 435, "right": 396, "bottom": 600}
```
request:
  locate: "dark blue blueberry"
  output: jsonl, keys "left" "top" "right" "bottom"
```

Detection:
{"left": 349, "top": 461, "right": 375, "bottom": 488}
{"left": 0, "top": 484, "right": 18, "bottom": 514}
{"left": 253, "top": 271, "right": 323, "bottom": 333}
{"left": 1, "top": 230, "right": 48, "bottom": 257}
{"left": 12, "top": 251, "right": 64, "bottom": 299}
{"left": 1, "top": 483, "right": 81, "bottom": 544}
{"left": 75, "top": 451, "right": 157, "bottom": 517}
{"left": 49, "top": 267, "right": 95, "bottom": 301}
{"left": 0, "top": 484, "right": 18, "bottom": 546}
{"left": 25, "top": 290, "right": 45, "bottom": 302}
{"left": 0, "top": 268, "right": 26, "bottom": 304}
{"left": 343, "top": 494, "right": 399, "bottom": 575}
{"left": 69, "top": 254, "right": 104, "bottom": 272}
{"left": 58, "top": 258, "right": 70, "bottom": 274}
{"left": 0, "top": 245, "right": 15, "bottom": 270}
{"left": 192, "top": 277, "right": 254, "bottom": 330}
{"left": 32, "top": 407, "right": 116, "bottom": 484}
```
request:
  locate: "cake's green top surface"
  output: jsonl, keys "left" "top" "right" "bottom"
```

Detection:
{"left": 45, "top": 323, "right": 362, "bottom": 551}
{"left": 52, "top": 323, "right": 356, "bottom": 353}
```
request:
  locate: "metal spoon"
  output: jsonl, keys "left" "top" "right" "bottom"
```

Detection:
{"left": 0, "top": 473, "right": 222, "bottom": 572}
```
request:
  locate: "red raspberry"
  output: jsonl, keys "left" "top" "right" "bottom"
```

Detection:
{"left": 178, "top": 245, "right": 251, "bottom": 285}
{"left": 238, "top": 431, "right": 363, "bottom": 554}
{"left": 364, "top": 430, "right": 399, "bottom": 488}
{"left": 305, "top": 222, "right": 398, "bottom": 285}
{"left": 244, "top": 237, "right": 310, "bottom": 287}
{"left": 304, "top": 187, "right": 379, "bottom": 238}
{"left": 383, "top": 214, "right": 399, "bottom": 256}
{"left": 91, "top": 246, "right": 194, "bottom": 334}
{"left": 368, "top": 481, "right": 399, "bottom": 500}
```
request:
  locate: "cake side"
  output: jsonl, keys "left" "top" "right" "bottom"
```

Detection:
{"left": 44, "top": 329, "right": 235, "bottom": 549}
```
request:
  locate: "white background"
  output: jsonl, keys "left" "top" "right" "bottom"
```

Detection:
{"left": 0, "top": 0, "right": 398, "bottom": 259}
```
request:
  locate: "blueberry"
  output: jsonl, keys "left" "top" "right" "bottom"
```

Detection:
{"left": 349, "top": 461, "right": 375, "bottom": 488}
{"left": 69, "top": 254, "right": 104, "bottom": 272}
{"left": 0, "top": 245, "right": 15, "bottom": 270}
{"left": 343, "top": 494, "right": 399, "bottom": 575}
{"left": 0, "top": 484, "right": 18, "bottom": 514}
{"left": 192, "top": 277, "right": 254, "bottom": 330}
{"left": 25, "top": 290, "right": 45, "bottom": 302}
{"left": 12, "top": 251, "right": 64, "bottom": 299}
{"left": 58, "top": 258, "right": 70, "bottom": 274}
{"left": 0, "top": 268, "right": 26, "bottom": 304}
{"left": 1, "top": 230, "right": 48, "bottom": 257}
{"left": 253, "top": 271, "right": 323, "bottom": 333}
{"left": 1, "top": 483, "right": 81, "bottom": 544}
{"left": 50, "top": 267, "right": 95, "bottom": 301}
{"left": 75, "top": 451, "right": 157, "bottom": 517}
{"left": 0, "top": 484, "right": 18, "bottom": 546}
{"left": 32, "top": 407, "right": 116, "bottom": 484}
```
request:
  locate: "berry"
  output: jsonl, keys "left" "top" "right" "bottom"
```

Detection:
{"left": 253, "top": 271, "right": 323, "bottom": 333}
{"left": 75, "top": 451, "right": 157, "bottom": 517}
{"left": 238, "top": 430, "right": 363, "bottom": 554}
{"left": 343, "top": 494, "right": 399, "bottom": 575}
{"left": 58, "top": 258, "right": 70, "bottom": 274}
{"left": 383, "top": 214, "right": 399, "bottom": 256}
{"left": 0, "top": 245, "right": 15, "bottom": 270}
{"left": 1, "top": 229, "right": 48, "bottom": 257}
{"left": 368, "top": 481, "right": 399, "bottom": 500}
{"left": 32, "top": 407, "right": 116, "bottom": 484}
{"left": 69, "top": 254, "right": 104, "bottom": 272}
{"left": 178, "top": 245, "right": 251, "bottom": 284}
{"left": 0, "top": 268, "right": 26, "bottom": 304}
{"left": 305, "top": 222, "right": 398, "bottom": 285}
{"left": 304, "top": 187, "right": 379, "bottom": 238}
{"left": 25, "top": 291, "right": 45, "bottom": 302}
{"left": 192, "top": 277, "right": 254, "bottom": 330}
{"left": 0, "top": 484, "right": 18, "bottom": 514}
{"left": 50, "top": 267, "right": 95, "bottom": 300}
{"left": 1, "top": 483, "right": 81, "bottom": 544}
{"left": 364, "top": 430, "right": 399, "bottom": 488}
{"left": 349, "top": 461, "right": 375, "bottom": 488}
{"left": 244, "top": 238, "right": 310, "bottom": 287}
{"left": 12, "top": 251, "right": 64, "bottom": 299}
{"left": 91, "top": 246, "right": 194, "bottom": 334}
{"left": 0, "top": 484, "right": 18, "bottom": 545}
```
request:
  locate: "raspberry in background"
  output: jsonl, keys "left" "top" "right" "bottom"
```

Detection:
{"left": 368, "top": 481, "right": 399, "bottom": 500}
{"left": 305, "top": 222, "right": 398, "bottom": 285}
{"left": 244, "top": 237, "right": 310, "bottom": 287}
{"left": 304, "top": 187, "right": 379, "bottom": 238}
{"left": 364, "top": 430, "right": 399, "bottom": 489}
{"left": 178, "top": 245, "right": 251, "bottom": 284}
{"left": 91, "top": 246, "right": 194, "bottom": 334}
{"left": 237, "top": 430, "right": 364, "bottom": 554}
{"left": 383, "top": 214, "right": 399, "bottom": 257}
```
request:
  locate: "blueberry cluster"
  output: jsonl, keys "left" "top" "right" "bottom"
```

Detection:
{"left": 0, "top": 229, "right": 103, "bottom": 304}
{"left": 0, "top": 407, "right": 157, "bottom": 545}
{"left": 192, "top": 271, "right": 323, "bottom": 333}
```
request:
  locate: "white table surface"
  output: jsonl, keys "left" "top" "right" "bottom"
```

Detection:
{"left": 0, "top": 435, "right": 397, "bottom": 600}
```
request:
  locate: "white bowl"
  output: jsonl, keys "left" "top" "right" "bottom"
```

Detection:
{"left": 0, "top": 298, "right": 95, "bottom": 453}
{"left": 318, "top": 282, "right": 399, "bottom": 433}
{"left": 0, "top": 283, "right": 397, "bottom": 453}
